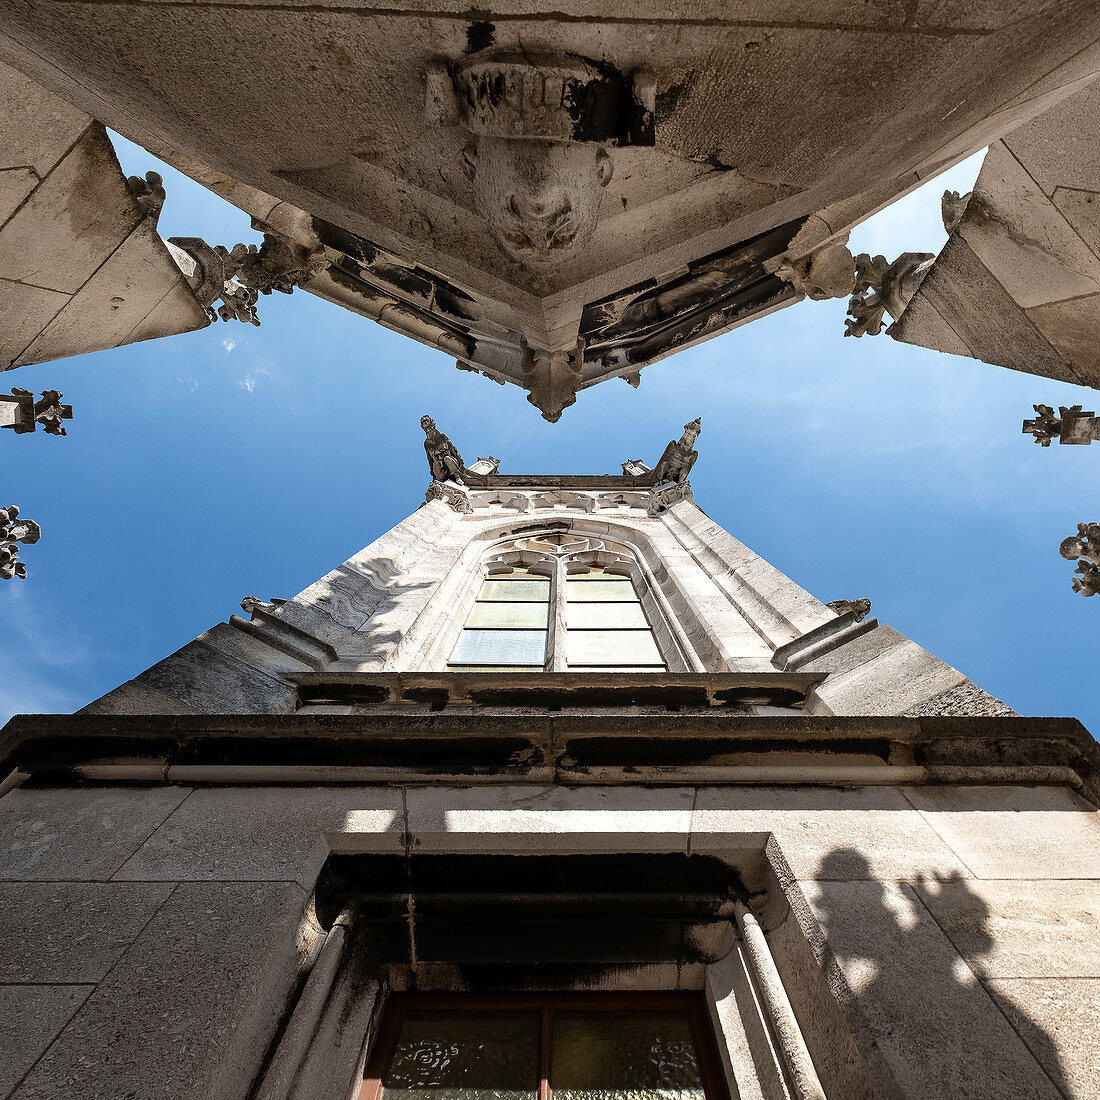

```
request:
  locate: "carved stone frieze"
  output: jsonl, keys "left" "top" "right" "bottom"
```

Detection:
{"left": 126, "top": 170, "right": 165, "bottom": 223}
{"left": 0, "top": 388, "right": 72, "bottom": 435}
{"left": 652, "top": 418, "right": 701, "bottom": 485}
{"left": 647, "top": 480, "right": 693, "bottom": 515}
{"left": 167, "top": 229, "right": 329, "bottom": 326}
{"left": 844, "top": 252, "right": 935, "bottom": 337}
{"left": 428, "top": 51, "right": 653, "bottom": 265}
{"left": 1060, "top": 522, "right": 1100, "bottom": 596}
{"left": 1022, "top": 404, "right": 1100, "bottom": 445}
{"left": 826, "top": 598, "right": 872, "bottom": 622}
{"left": 425, "top": 480, "right": 472, "bottom": 514}
{"left": 1, "top": 505, "right": 41, "bottom": 580}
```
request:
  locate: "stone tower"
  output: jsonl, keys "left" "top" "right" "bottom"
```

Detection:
{"left": 1, "top": 424, "right": 1097, "bottom": 1100}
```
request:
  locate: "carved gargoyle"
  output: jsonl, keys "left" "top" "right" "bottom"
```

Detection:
{"left": 167, "top": 230, "right": 329, "bottom": 326}
{"left": 941, "top": 190, "right": 971, "bottom": 235}
{"left": 421, "top": 415, "right": 470, "bottom": 483}
{"left": 652, "top": 418, "right": 701, "bottom": 484}
{"left": 844, "top": 252, "right": 935, "bottom": 337}
{"left": 1060, "top": 522, "right": 1100, "bottom": 597}
{"left": 428, "top": 52, "right": 653, "bottom": 265}
{"left": 126, "top": 170, "right": 166, "bottom": 223}
{"left": 776, "top": 237, "right": 856, "bottom": 301}
{"left": 826, "top": 598, "right": 872, "bottom": 622}
{"left": 0, "top": 505, "right": 41, "bottom": 580}
{"left": 1022, "top": 404, "right": 1098, "bottom": 446}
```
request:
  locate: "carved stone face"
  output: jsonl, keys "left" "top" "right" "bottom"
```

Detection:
{"left": 420, "top": 414, "right": 435, "bottom": 433}
{"left": 464, "top": 137, "right": 613, "bottom": 264}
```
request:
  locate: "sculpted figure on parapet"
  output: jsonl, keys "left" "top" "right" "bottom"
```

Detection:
{"left": 421, "top": 415, "right": 468, "bottom": 483}
{"left": 1060, "top": 522, "right": 1100, "bottom": 597}
{"left": 652, "top": 417, "right": 701, "bottom": 484}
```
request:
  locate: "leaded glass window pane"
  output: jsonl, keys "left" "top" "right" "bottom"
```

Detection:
{"left": 468, "top": 602, "right": 550, "bottom": 628}
{"left": 565, "top": 602, "right": 650, "bottom": 630}
{"left": 566, "top": 629, "right": 664, "bottom": 666}
{"left": 565, "top": 578, "right": 636, "bottom": 602}
{"left": 551, "top": 1011, "right": 704, "bottom": 1100}
{"left": 451, "top": 630, "right": 547, "bottom": 666}
{"left": 382, "top": 1010, "right": 540, "bottom": 1100}
{"left": 480, "top": 579, "right": 550, "bottom": 602}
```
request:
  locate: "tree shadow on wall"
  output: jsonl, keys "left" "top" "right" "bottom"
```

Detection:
{"left": 809, "top": 849, "right": 1071, "bottom": 1099}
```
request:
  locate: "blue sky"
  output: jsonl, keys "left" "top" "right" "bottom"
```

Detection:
{"left": 4, "top": 138, "right": 1098, "bottom": 734}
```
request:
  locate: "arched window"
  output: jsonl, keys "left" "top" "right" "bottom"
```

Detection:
{"left": 446, "top": 534, "right": 670, "bottom": 672}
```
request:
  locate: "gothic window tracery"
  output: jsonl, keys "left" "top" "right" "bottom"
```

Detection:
{"left": 446, "top": 533, "right": 670, "bottom": 672}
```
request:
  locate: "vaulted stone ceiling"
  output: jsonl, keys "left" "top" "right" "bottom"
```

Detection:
{"left": 3, "top": 2, "right": 1100, "bottom": 418}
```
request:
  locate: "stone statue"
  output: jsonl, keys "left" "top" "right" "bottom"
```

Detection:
{"left": 421, "top": 415, "right": 468, "bottom": 483}
{"left": 429, "top": 52, "right": 653, "bottom": 265}
{"left": 1059, "top": 522, "right": 1100, "bottom": 597}
{"left": 844, "top": 252, "right": 935, "bottom": 337}
{"left": 827, "top": 598, "right": 872, "bottom": 622}
{"left": 652, "top": 418, "right": 701, "bottom": 484}
{"left": 1, "top": 504, "right": 41, "bottom": 580}
{"left": 1022, "top": 404, "right": 1099, "bottom": 445}
{"left": 941, "top": 190, "right": 971, "bottom": 234}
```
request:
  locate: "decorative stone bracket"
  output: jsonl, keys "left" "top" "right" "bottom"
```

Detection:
{"left": 0, "top": 388, "right": 71, "bottom": 435}
{"left": 1060, "top": 523, "right": 1100, "bottom": 597}
{"left": 166, "top": 228, "right": 330, "bottom": 326}
{"left": 425, "top": 480, "right": 473, "bottom": 514}
{"left": 1, "top": 505, "right": 41, "bottom": 580}
{"left": 647, "top": 481, "right": 693, "bottom": 515}
{"left": 1023, "top": 404, "right": 1100, "bottom": 446}
{"left": 844, "top": 251, "right": 935, "bottom": 337}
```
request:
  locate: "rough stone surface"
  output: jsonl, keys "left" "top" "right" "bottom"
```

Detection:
{"left": 0, "top": 881, "right": 174, "bottom": 982}
{"left": 115, "top": 786, "right": 404, "bottom": 886}
{"left": 902, "top": 785, "right": 1100, "bottom": 879}
{"left": 808, "top": 880, "right": 1062, "bottom": 1100}
{"left": 904, "top": 681, "right": 1016, "bottom": 717}
{"left": 988, "top": 978, "right": 1100, "bottom": 1099}
{"left": 0, "top": 984, "right": 92, "bottom": 1099}
{"left": 404, "top": 784, "right": 695, "bottom": 853}
{"left": 0, "top": 785, "right": 191, "bottom": 880}
{"left": 691, "top": 786, "right": 970, "bottom": 882}
{"left": 10, "top": 882, "right": 308, "bottom": 1100}
{"left": 915, "top": 878, "right": 1100, "bottom": 980}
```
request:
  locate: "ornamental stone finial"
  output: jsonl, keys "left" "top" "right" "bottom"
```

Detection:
{"left": 167, "top": 229, "right": 329, "bottom": 327}
{"left": 652, "top": 417, "right": 701, "bottom": 485}
{"left": 1060, "top": 523, "right": 1100, "bottom": 596}
{"left": 844, "top": 252, "right": 935, "bottom": 337}
{"left": 1, "top": 505, "right": 41, "bottom": 580}
{"left": 1022, "top": 404, "right": 1099, "bottom": 446}
{"left": 0, "top": 389, "right": 72, "bottom": 435}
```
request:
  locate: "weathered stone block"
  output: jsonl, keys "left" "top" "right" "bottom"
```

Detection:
{"left": 0, "top": 277, "right": 68, "bottom": 370}
{"left": 0, "top": 785, "right": 190, "bottom": 881}
{"left": 10, "top": 882, "right": 308, "bottom": 1100}
{"left": 691, "top": 786, "right": 969, "bottom": 882}
{"left": 915, "top": 878, "right": 1100, "bottom": 980}
{"left": 0, "top": 984, "right": 91, "bottom": 1099}
{"left": 0, "top": 881, "right": 174, "bottom": 982}
{"left": 808, "top": 881, "right": 1061, "bottom": 1099}
{"left": 405, "top": 784, "right": 694, "bottom": 852}
{"left": 902, "top": 785, "right": 1100, "bottom": 879}
{"left": 115, "top": 786, "right": 404, "bottom": 886}
{"left": 987, "top": 977, "right": 1100, "bottom": 1099}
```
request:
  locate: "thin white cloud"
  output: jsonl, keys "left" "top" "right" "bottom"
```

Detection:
{"left": 240, "top": 366, "right": 275, "bottom": 394}
{"left": 222, "top": 337, "right": 237, "bottom": 354}
{"left": 176, "top": 376, "right": 198, "bottom": 393}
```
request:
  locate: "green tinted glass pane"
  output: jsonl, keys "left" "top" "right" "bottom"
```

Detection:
{"left": 480, "top": 579, "right": 549, "bottom": 602}
{"left": 566, "top": 602, "right": 649, "bottom": 629}
{"left": 383, "top": 1010, "right": 540, "bottom": 1100}
{"left": 451, "top": 629, "right": 546, "bottom": 666}
{"left": 567, "top": 630, "right": 664, "bottom": 666}
{"left": 551, "top": 1011, "right": 703, "bottom": 1100}
{"left": 468, "top": 602, "right": 550, "bottom": 628}
{"left": 566, "top": 578, "right": 635, "bottom": 602}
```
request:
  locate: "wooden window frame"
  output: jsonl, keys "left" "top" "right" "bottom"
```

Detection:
{"left": 357, "top": 991, "right": 730, "bottom": 1100}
